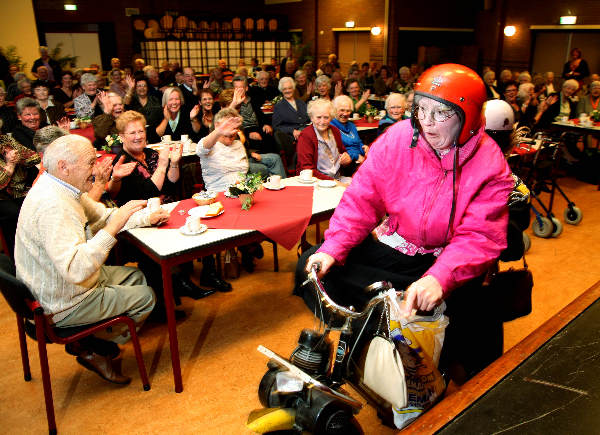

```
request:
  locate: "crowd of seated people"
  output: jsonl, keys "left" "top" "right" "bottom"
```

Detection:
{"left": 2, "top": 45, "right": 599, "bottom": 386}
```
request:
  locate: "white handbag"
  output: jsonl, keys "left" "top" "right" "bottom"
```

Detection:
{"left": 363, "top": 301, "right": 407, "bottom": 409}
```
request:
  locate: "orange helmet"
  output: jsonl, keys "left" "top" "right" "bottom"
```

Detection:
{"left": 412, "top": 63, "right": 487, "bottom": 145}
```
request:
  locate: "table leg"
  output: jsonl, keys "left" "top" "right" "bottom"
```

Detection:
{"left": 162, "top": 263, "right": 183, "bottom": 393}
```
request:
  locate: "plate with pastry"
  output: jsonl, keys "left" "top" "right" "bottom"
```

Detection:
{"left": 188, "top": 201, "right": 225, "bottom": 218}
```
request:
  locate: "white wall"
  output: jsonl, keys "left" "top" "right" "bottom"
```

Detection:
{"left": 0, "top": 0, "right": 39, "bottom": 77}
{"left": 45, "top": 33, "right": 102, "bottom": 70}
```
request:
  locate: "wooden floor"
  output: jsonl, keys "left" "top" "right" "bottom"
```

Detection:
{"left": 1, "top": 176, "right": 599, "bottom": 435}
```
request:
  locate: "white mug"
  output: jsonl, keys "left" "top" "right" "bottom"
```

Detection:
{"left": 267, "top": 175, "right": 281, "bottom": 188}
{"left": 184, "top": 216, "right": 202, "bottom": 233}
{"left": 161, "top": 134, "right": 171, "bottom": 143}
{"left": 147, "top": 197, "right": 161, "bottom": 213}
{"left": 180, "top": 134, "right": 189, "bottom": 142}
{"left": 352, "top": 113, "right": 360, "bottom": 120}
{"left": 300, "top": 169, "right": 313, "bottom": 181}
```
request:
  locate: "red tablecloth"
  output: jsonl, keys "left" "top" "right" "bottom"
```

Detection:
{"left": 96, "top": 150, "right": 116, "bottom": 163}
{"left": 352, "top": 118, "right": 379, "bottom": 128}
{"left": 72, "top": 125, "right": 95, "bottom": 142}
{"left": 161, "top": 186, "right": 314, "bottom": 250}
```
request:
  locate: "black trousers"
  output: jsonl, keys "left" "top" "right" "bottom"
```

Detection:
{"left": 0, "top": 197, "right": 24, "bottom": 257}
{"left": 294, "top": 235, "right": 503, "bottom": 382}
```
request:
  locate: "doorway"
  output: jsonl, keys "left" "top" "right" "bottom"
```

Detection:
{"left": 337, "top": 31, "right": 370, "bottom": 73}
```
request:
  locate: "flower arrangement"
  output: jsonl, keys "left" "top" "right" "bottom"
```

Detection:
{"left": 590, "top": 110, "right": 600, "bottom": 123}
{"left": 104, "top": 134, "right": 122, "bottom": 152}
{"left": 365, "top": 105, "right": 379, "bottom": 121}
{"left": 271, "top": 95, "right": 283, "bottom": 105}
{"left": 228, "top": 172, "right": 264, "bottom": 210}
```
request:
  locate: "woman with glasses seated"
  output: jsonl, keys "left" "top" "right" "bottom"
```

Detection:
{"left": 296, "top": 64, "right": 513, "bottom": 383}
{"left": 378, "top": 92, "right": 406, "bottom": 135}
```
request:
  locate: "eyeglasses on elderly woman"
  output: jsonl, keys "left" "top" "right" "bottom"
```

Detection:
{"left": 415, "top": 105, "right": 456, "bottom": 123}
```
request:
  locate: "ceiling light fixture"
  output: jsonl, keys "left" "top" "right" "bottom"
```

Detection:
{"left": 504, "top": 25, "right": 516, "bottom": 37}
{"left": 371, "top": 26, "right": 381, "bottom": 36}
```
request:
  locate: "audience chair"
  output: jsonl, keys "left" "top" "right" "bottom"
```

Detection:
{"left": 0, "top": 254, "right": 150, "bottom": 434}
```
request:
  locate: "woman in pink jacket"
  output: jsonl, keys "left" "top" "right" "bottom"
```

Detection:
{"left": 296, "top": 64, "right": 514, "bottom": 381}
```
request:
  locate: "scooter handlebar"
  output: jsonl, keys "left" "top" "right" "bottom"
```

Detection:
{"left": 308, "top": 264, "right": 395, "bottom": 319}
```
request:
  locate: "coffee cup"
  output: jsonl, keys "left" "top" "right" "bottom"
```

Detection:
{"left": 267, "top": 175, "right": 281, "bottom": 188}
{"left": 352, "top": 113, "right": 360, "bottom": 120}
{"left": 147, "top": 197, "right": 161, "bottom": 213}
{"left": 300, "top": 169, "right": 313, "bottom": 181}
{"left": 180, "top": 134, "right": 189, "bottom": 143}
{"left": 161, "top": 134, "right": 171, "bottom": 143}
{"left": 184, "top": 215, "right": 202, "bottom": 233}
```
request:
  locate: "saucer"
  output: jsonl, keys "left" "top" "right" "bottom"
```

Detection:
{"left": 179, "top": 224, "right": 208, "bottom": 236}
{"left": 264, "top": 183, "right": 285, "bottom": 190}
{"left": 297, "top": 177, "right": 317, "bottom": 184}
{"left": 317, "top": 179, "right": 337, "bottom": 188}
{"left": 189, "top": 206, "right": 225, "bottom": 218}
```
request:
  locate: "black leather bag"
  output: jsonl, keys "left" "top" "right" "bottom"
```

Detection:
{"left": 489, "top": 257, "right": 533, "bottom": 322}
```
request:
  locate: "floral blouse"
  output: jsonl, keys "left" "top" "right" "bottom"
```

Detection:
{"left": 0, "top": 135, "right": 41, "bottom": 200}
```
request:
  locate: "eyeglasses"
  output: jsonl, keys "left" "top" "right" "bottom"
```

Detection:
{"left": 415, "top": 106, "right": 456, "bottom": 122}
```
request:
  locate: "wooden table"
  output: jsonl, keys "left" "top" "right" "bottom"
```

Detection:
{"left": 119, "top": 177, "right": 345, "bottom": 392}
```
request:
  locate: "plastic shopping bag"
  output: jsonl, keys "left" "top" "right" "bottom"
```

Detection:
{"left": 388, "top": 297, "right": 449, "bottom": 429}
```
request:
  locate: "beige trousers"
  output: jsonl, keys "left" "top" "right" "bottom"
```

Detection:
{"left": 55, "top": 265, "right": 156, "bottom": 343}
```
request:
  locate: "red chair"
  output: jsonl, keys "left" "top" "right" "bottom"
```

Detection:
{"left": 0, "top": 255, "right": 150, "bottom": 434}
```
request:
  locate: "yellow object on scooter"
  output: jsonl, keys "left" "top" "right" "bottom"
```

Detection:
{"left": 246, "top": 407, "right": 296, "bottom": 433}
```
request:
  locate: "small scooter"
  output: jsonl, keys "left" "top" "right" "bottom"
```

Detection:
{"left": 249, "top": 265, "right": 445, "bottom": 434}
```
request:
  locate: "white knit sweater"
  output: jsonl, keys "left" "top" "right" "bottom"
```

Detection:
{"left": 15, "top": 172, "right": 151, "bottom": 322}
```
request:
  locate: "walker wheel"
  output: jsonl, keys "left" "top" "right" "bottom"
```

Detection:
{"left": 550, "top": 217, "right": 563, "bottom": 238}
{"left": 532, "top": 216, "right": 553, "bottom": 238}
{"left": 564, "top": 206, "right": 583, "bottom": 225}
{"left": 523, "top": 232, "right": 531, "bottom": 252}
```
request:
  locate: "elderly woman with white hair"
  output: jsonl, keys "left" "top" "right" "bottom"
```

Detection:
{"left": 155, "top": 86, "right": 201, "bottom": 141}
{"left": 273, "top": 76, "right": 310, "bottom": 170}
{"left": 577, "top": 80, "right": 600, "bottom": 116}
{"left": 313, "top": 75, "right": 333, "bottom": 101}
{"left": 273, "top": 77, "right": 310, "bottom": 140}
{"left": 330, "top": 95, "right": 367, "bottom": 166}
{"left": 92, "top": 92, "right": 126, "bottom": 151}
{"left": 378, "top": 93, "right": 406, "bottom": 135}
{"left": 73, "top": 73, "right": 103, "bottom": 118}
{"left": 516, "top": 82, "right": 538, "bottom": 128}
{"left": 397, "top": 66, "right": 413, "bottom": 94}
{"left": 535, "top": 79, "right": 579, "bottom": 129}
{"left": 296, "top": 98, "right": 351, "bottom": 180}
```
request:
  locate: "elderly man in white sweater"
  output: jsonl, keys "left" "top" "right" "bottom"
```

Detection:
{"left": 15, "top": 134, "right": 168, "bottom": 384}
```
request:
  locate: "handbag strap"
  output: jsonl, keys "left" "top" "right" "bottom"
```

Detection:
{"left": 375, "top": 299, "right": 391, "bottom": 338}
